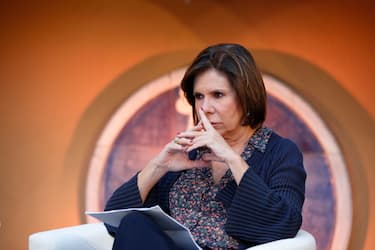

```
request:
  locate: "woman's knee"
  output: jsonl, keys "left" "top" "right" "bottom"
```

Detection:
{"left": 118, "top": 211, "right": 149, "bottom": 228}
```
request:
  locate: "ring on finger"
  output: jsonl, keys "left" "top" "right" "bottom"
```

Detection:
{"left": 174, "top": 137, "right": 179, "bottom": 144}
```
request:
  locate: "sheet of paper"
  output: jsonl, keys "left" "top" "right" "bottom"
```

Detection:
{"left": 86, "top": 205, "right": 201, "bottom": 250}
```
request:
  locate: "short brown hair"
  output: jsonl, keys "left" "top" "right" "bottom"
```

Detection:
{"left": 180, "top": 43, "right": 266, "bottom": 129}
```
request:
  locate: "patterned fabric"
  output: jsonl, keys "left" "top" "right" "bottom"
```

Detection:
{"left": 169, "top": 127, "right": 272, "bottom": 249}
{"left": 241, "top": 126, "right": 272, "bottom": 160}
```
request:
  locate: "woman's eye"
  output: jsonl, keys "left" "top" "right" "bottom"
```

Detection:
{"left": 213, "top": 92, "right": 224, "bottom": 98}
{"left": 194, "top": 93, "right": 204, "bottom": 100}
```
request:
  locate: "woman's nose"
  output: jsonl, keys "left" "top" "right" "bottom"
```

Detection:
{"left": 201, "top": 98, "right": 214, "bottom": 113}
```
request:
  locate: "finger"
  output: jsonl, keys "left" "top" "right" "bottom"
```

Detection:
{"left": 177, "top": 130, "right": 203, "bottom": 139}
{"left": 198, "top": 108, "right": 214, "bottom": 131}
{"left": 190, "top": 122, "right": 204, "bottom": 132}
{"left": 169, "top": 142, "right": 184, "bottom": 151}
{"left": 173, "top": 136, "right": 193, "bottom": 146}
{"left": 185, "top": 140, "right": 208, "bottom": 153}
{"left": 168, "top": 138, "right": 186, "bottom": 151}
{"left": 176, "top": 123, "right": 203, "bottom": 140}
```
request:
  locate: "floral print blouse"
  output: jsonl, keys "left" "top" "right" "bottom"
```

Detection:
{"left": 169, "top": 127, "right": 272, "bottom": 249}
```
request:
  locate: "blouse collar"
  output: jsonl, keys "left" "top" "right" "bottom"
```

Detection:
{"left": 241, "top": 127, "right": 272, "bottom": 160}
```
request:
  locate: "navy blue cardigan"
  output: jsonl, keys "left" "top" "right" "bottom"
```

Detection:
{"left": 105, "top": 132, "right": 306, "bottom": 248}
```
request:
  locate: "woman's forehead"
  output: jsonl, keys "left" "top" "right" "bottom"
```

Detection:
{"left": 194, "top": 69, "right": 231, "bottom": 88}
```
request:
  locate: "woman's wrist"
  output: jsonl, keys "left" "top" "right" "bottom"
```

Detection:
{"left": 137, "top": 158, "right": 168, "bottom": 203}
{"left": 225, "top": 153, "right": 248, "bottom": 184}
{"left": 148, "top": 157, "right": 168, "bottom": 176}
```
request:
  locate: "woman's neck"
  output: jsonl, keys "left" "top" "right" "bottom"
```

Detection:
{"left": 224, "top": 126, "right": 256, "bottom": 153}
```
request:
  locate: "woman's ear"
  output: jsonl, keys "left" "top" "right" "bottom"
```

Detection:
{"left": 241, "top": 112, "right": 251, "bottom": 126}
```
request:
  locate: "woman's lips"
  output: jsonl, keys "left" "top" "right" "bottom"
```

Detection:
{"left": 210, "top": 122, "right": 221, "bottom": 127}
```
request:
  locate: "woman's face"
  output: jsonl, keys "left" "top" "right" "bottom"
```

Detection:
{"left": 193, "top": 68, "right": 244, "bottom": 138}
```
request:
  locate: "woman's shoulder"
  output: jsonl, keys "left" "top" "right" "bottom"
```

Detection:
{"left": 267, "top": 129, "right": 302, "bottom": 155}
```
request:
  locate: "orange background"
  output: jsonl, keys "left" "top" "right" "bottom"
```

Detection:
{"left": 0, "top": 1, "right": 374, "bottom": 249}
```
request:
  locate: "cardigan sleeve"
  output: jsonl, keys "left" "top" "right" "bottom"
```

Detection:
{"left": 224, "top": 138, "right": 306, "bottom": 245}
{"left": 104, "top": 174, "right": 143, "bottom": 211}
{"left": 103, "top": 173, "right": 160, "bottom": 236}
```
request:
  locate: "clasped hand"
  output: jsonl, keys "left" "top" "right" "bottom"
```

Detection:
{"left": 154, "top": 109, "right": 235, "bottom": 172}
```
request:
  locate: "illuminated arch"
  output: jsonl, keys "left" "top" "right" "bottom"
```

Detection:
{"left": 85, "top": 67, "right": 349, "bottom": 250}
{"left": 65, "top": 49, "right": 370, "bottom": 250}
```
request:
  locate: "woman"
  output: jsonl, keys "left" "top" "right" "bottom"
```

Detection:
{"left": 105, "top": 43, "right": 306, "bottom": 250}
